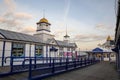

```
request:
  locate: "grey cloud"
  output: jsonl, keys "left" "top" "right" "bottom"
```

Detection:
{"left": 71, "top": 34, "right": 106, "bottom": 42}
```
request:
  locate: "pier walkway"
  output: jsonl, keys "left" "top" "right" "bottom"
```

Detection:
{"left": 44, "top": 62, "right": 119, "bottom": 80}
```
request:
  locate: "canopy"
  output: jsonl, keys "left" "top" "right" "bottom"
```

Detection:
{"left": 50, "top": 46, "right": 58, "bottom": 52}
{"left": 92, "top": 47, "right": 103, "bottom": 52}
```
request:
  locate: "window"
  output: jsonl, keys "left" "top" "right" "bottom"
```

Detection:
{"left": 12, "top": 42, "right": 25, "bottom": 57}
{"left": 111, "top": 54, "right": 114, "bottom": 57}
{"left": 35, "top": 45, "right": 43, "bottom": 57}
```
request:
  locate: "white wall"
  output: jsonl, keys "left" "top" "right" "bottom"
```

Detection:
{"left": 25, "top": 44, "right": 30, "bottom": 57}
{"left": 43, "top": 46, "right": 46, "bottom": 57}
{"left": 4, "top": 42, "right": 12, "bottom": 66}
{"left": 0, "top": 41, "right": 3, "bottom": 66}
{"left": 31, "top": 44, "right": 35, "bottom": 57}
{"left": 64, "top": 47, "right": 67, "bottom": 52}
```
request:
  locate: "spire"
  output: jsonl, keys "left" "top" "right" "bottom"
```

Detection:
{"left": 64, "top": 25, "right": 70, "bottom": 38}
{"left": 107, "top": 35, "right": 112, "bottom": 41}
{"left": 66, "top": 25, "right": 68, "bottom": 36}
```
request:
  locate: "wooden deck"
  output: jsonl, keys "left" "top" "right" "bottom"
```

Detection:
{"left": 43, "top": 62, "right": 119, "bottom": 80}
{"left": 0, "top": 62, "right": 119, "bottom": 80}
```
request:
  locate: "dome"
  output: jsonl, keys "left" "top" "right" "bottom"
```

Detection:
{"left": 37, "top": 17, "right": 51, "bottom": 25}
{"left": 40, "top": 18, "right": 48, "bottom": 23}
{"left": 107, "top": 36, "right": 112, "bottom": 41}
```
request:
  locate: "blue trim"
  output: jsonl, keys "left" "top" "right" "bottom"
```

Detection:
{"left": 2, "top": 41, "right": 6, "bottom": 66}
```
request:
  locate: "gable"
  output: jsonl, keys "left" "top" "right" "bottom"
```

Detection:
{"left": 49, "top": 38, "right": 58, "bottom": 45}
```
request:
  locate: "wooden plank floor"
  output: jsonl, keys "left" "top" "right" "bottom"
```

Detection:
{"left": 43, "top": 62, "right": 119, "bottom": 80}
{"left": 0, "top": 62, "right": 119, "bottom": 80}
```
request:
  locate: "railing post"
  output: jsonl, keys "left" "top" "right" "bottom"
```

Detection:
{"left": 84, "top": 58, "right": 86, "bottom": 66}
{"left": 74, "top": 58, "right": 76, "bottom": 68}
{"left": 10, "top": 57, "right": 13, "bottom": 72}
{"left": 90, "top": 58, "right": 92, "bottom": 64}
{"left": 80, "top": 58, "right": 83, "bottom": 67}
{"left": 34, "top": 57, "right": 36, "bottom": 69}
{"left": 65, "top": 58, "right": 68, "bottom": 70}
{"left": 28, "top": 58, "right": 32, "bottom": 80}
{"left": 77, "top": 58, "right": 79, "bottom": 67}
{"left": 52, "top": 58, "right": 55, "bottom": 73}
{"left": 60, "top": 58, "right": 62, "bottom": 65}
{"left": 49, "top": 57, "right": 51, "bottom": 66}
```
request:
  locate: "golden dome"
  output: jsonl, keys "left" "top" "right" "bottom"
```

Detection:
{"left": 37, "top": 17, "right": 51, "bottom": 25}
{"left": 40, "top": 18, "right": 48, "bottom": 23}
{"left": 107, "top": 35, "right": 112, "bottom": 41}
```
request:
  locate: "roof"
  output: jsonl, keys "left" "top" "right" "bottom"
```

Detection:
{"left": 0, "top": 29, "right": 77, "bottom": 47}
{"left": 0, "top": 29, "right": 42, "bottom": 43}
{"left": 56, "top": 40, "right": 77, "bottom": 47}
{"left": 92, "top": 47, "right": 103, "bottom": 52}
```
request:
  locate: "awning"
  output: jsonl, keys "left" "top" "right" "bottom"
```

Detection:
{"left": 50, "top": 46, "right": 58, "bottom": 52}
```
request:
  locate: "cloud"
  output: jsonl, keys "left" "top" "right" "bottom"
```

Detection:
{"left": 71, "top": 34, "right": 106, "bottom": 42}
{"left": 4, "top": 0, "right": 16, "bottom": 12}
{"left": 0, "top": 0, "right": 33, "bottom": 31}
{"left": 15, "top": 12, "right": 33, "bottom": 20}
{"left": 95, "top": 24, "right": 114, "bottom": 31}
{"left": 21, "top": 26, "right": 36, "bottom": 34}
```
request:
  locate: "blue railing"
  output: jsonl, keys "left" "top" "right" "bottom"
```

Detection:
{"left": 0, "top": 57, "right": 100, "bottom": 80}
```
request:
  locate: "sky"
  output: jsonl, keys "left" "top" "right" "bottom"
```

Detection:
{"left": 0, "top": 0, "right": 117, "bottom": 50}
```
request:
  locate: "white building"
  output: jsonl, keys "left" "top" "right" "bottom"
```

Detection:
{"left": 0, "top": 17, "right": 77, "bottom": 66}
{"left": 98, "top": 36, "right": 116, "bottom": 61}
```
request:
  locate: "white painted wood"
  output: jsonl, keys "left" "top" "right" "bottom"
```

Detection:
{"left": 0, "top": 41, "right": 3, "bottom": 66}
{"left": 31, "top": 44, "right": 35, "bottom": 57}
{"left": 4, "top": 42, "right": 11, "bottom": 66}
{"left": 25, "top": 44, "right": 30, "bottom": 57}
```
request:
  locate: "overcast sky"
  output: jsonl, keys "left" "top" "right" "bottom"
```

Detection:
{"left": 0, "top": 0, "right": 117, "bottom": 50}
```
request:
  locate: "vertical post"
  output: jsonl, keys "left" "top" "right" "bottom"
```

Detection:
{"left": 49, "top": 57, "right": 51, "bottom": 66}
{"left": 109, "top": 53, "right": 111, "bottom": 62}
{"left": 52, "top": 58, "right": 55, "bottom": 73}
{"left": 46, "top": 45, "right": 48, "bottom": 63}
{"left": 10, "top": 57, "right": 13, "bottom": 72}
{"left": 65, "top": 58, "right": 68, "bottom": 70}
{"left": 77, "top": 58, "right": 79, "bottom": 67}
{"left": 74, "top": 58, "right": 76, "bottom": 68}
{"left": 84, "top": 58, "right": 86, "bottom": 66}
{"left": 80, "top": 58, "right": 82, "bottom": 67}
{"left": 34, "top": 56, "right": 36, "bottom": 69}
{"left": 28, "top": 58, "right": 32, "bottom": 80}
{"left": 60, "top": 58, "right": 62, "bottom": 65}
{"left": 2, "top": 41, "right": 6, "bottom": 67}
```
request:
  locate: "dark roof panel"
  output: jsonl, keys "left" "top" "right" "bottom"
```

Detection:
{"left": 0, "top": 29, "right": 41, "bottom": 43}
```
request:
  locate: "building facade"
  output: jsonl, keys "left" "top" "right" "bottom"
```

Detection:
{"left": 114, "top": 0, "right": 120, "bottom": 72}
{"left": 0, "top": 17, "right": 77, "bottom": 66}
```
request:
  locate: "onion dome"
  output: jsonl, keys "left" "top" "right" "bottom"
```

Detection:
{"left": 107, "top": 35, "right": 112, "bottom": 41}
{"left": 37, "top": 17, "right": 51, "bottom": 25}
